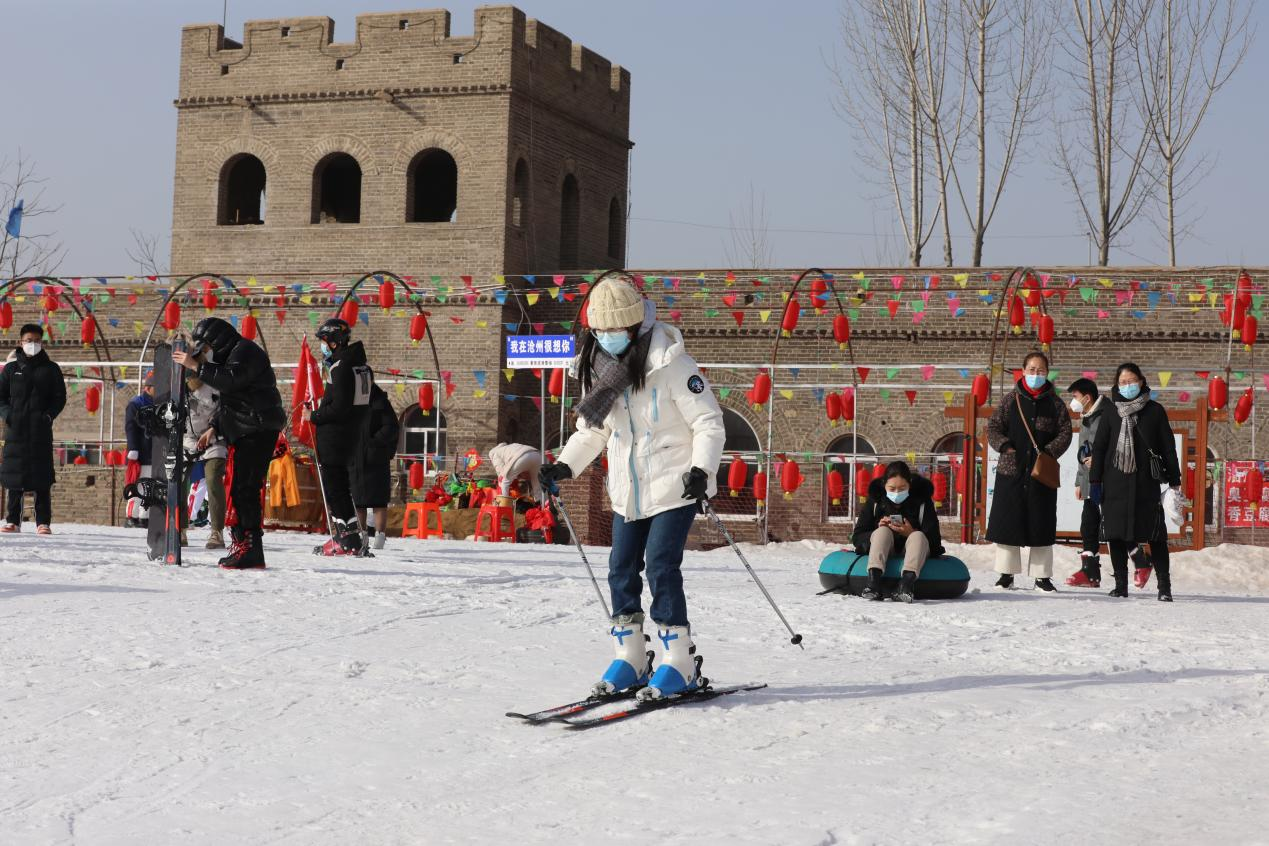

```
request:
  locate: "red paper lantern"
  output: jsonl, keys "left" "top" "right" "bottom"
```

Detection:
{"left": 753, "top": 471, "right": 768, "bottom": 506}
{"left": 826, "top": 469, "right": 845, "bottom": 505}
{"left": 1243, "top": 315, "right": 1258, "bottom": 351}
{"left": 825, "top": 392, "right": 842, "bottom": 426}
{"left": 43, "top": 288, "right": 60, "bottom": 312}
{"left": 1233, "top": 297, "right": 1248, "bottom": 339}
{"left": 548, "top": 368, "right": 565, "bottom": 401}
{"left": 1008, "top": 296, "right": 1025, "bottom": 331}
{"left": 932, "top": 473, "right": 949, "bottom": 507}
{"left": 971, "top": 373, "right": 990, "bottom": 406}
{"left": 84, "top": 384, "right": 101, "bottom": 415}
{"left": 748, "top": 371, "right": 772, "bottom": 410}
{"left": 418, "top": 382, "right": 435, "bottom": 416}
{"left": 1037, "top": 313, "right": 1054, "bottom": 347}
{"left": 780, "top": 460, "right": 803, "bottom": 500}
{"left": 203, "top": 287, "right": 218, "bottom": 311}
{"left": 409, "top": 313, "right": 428, "bottom": 345}
{"left": 872, "top": 463, "right": 887, "bottom": 481}
{"left": 339, "top": 298, "right": 359, "bottom": 326}
{"left": 162, "top": 301, "right": 181, "bottom": 331}
{"left": 408, "top": 461, "right": 425, "bottom": 491}
{"left": 1234, "top": 388, "right": 1253, "bottom": 426}
{"left": 0, "top": 300, "right": 11, "bottom": 330}
{"left": 841, "top": 388, "right": 855, "bottom": 423}
{"left": 1220, "top": 293, "right": 1234, "bottom": 327}
{"left": 379, "top": 280, "right": 396, "bottom": 310}
{"left": 832, "top": 314, "right": 851, "bottom": 350}
{"left": 727, "top": 457, "right": 748, "bottom": 497}
{"left": 73, "top": 454, "right": 88, "bottom": 465}
{"left": 1024, "top": 276, "right": 1041, "bottom": 307}
{"left": 240, "top": 314, "right": 258, "bottom": 341}
{"left": 107, "top": 449, "right": 123, "bottom": 467}
{"left": 1245, "top": 466, "right": 1264, "bottom": 508}
{"left": 1209, "top": 376, "right": 1228, "bottom": 411}
{"left": 855, "top": 465, "right": 872, "bottom": 502}
{"left": 80, "top": 316, "right": 96, "bottom": 347}
{"left": 1237, "top": 272, "right": 1253, "bottom": 308}
{"left": 810, "top": 279, "right": 829, "bottom": 311}
{"left": 780, "top": 296, "right": 800, "bottom": 337}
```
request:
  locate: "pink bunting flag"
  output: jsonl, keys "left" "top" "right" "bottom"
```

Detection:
{"left": 947, "top": 297, "right": 960, "bottom": 315}
{"left": 1097, "top": 309, "right": 1110, "bottom": 319}
{"left": 921, "top": 365, "right": 935, "bottom": 381}
{"left": 1178, "top": 391, "right": 1192, "bottom": 403}
{"left": 1082, "top": 370, "right": 1098, "bottom": 379}
{"left": 891, "top": 275, "right": 905, "bottom": 290}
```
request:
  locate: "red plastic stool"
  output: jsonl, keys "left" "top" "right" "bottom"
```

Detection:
{"left": 474, "top": 504, "right": 515, "bottom": 543}
{"left": 402, "top": 502, "right": 443, "bottom": 540}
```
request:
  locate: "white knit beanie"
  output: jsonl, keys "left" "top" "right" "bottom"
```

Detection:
{"left": 586, "top": 276, "right": 645, "bottom": 330}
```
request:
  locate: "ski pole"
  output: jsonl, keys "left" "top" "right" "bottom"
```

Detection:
{"left": 305, "top": 400, "right": 335, "bottom": 537}
{"left": 702, "top": 501, "right": 804, "bottom": 649}
{"left": 546, "top": 482, "right": 612, "bottom": 620}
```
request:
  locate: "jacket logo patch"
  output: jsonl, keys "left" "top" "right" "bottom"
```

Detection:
{"left": 687, "top": 375, "right": 705, "bottom": 394}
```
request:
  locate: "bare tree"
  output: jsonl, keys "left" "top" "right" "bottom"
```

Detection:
{"left": 831, "top": 1, "right": 943, "bottom": 266}
{"left": 1056, "top": 0, "right": 1158, "bottom": 266}
{"left": 722, "top": 183, "right": 774, "bottom": 269}
{"left": 126, "top": 228, "right": 169, "bottom": 278}
{"left": 1136, "top": 0, "right": 1253, "bottom": 266}
{"left": 953, "top": 0, "right": 1055, "bottom": 266}
{"left": 0, "top": 151, "right": 65, "bottom": 279}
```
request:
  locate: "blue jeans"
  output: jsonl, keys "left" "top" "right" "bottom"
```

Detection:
{"left": 608, "top": 504, "right": 697, "bottom": 626}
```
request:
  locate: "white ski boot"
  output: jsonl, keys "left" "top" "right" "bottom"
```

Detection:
{"left": 637, "top": 625, "right": 704, "bottom": 701}
{"left": 372, "top": 530, "right": 387, "bottom": 550}
{"left": 591, "top": 613, "right": 654, "bottom": 698}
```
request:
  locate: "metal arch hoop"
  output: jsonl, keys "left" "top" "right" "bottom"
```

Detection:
{"left": 986, "top": 266, "right": 1053, "bottom": 400}
{"left": 137, "top": 273, "right": 271, "bottom": 391}
{"left": 1, "top": 276, "right": 122, "bottom": 381}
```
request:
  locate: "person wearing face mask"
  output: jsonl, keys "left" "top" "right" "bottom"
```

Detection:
{"left": 123, "top": 371, "right": 157, "bottom": 527}
{"left": 1089, "top": 363, "right": 1183, "bottom": 601}
{"left": 539, "top": 274, "right": 725, "bottom": 702}
{"left": 986, "top": 351, "right": 1073, "bottom": 591}
{"left": 1065, "top": 378, "right": 1108, "bottom": 587}
{"left": 0, "top": 324, "right": 67, "bottom": 534}
{"left": 308, "top": 317, "right": 372, "bottom": 556}
{"left": 850, "top": 461, "right": 945, "bottom": 603}
{"left": 181, "top": 373, "right": 228, "bottom": 549}
{"left": 176, "top": 317, "right": 286, "bottom": 569}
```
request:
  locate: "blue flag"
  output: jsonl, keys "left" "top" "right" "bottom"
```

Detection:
{"left": 4, "top": 200, "right": 22, "bottom": 238}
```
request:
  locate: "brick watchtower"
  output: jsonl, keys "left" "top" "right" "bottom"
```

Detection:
{"left": 170, "top": 6, "right": 632, "bottom": 277}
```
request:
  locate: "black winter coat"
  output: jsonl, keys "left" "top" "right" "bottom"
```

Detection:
{"left": 1089, "top": 395, "right": 1181, "bottom": 543}
{"left": 352, "top": 384, "right": 400, "bottom": 507}
{"left": 0, "top": 348, "right": 67, "bottom": 490}
{"left": 124, "top": 394, "right": 154, "bottom": 465}
{"left": 194, "top": 320, "right": 286, "bottom": 445}
{"left": 851, "top": 475, "right": 946, "bottom": 558}
{"left": 985, "top": 381, "right": 1073, "bottom": 547}
{"left": 310, "top": 341, "right": 371, "bottom": 463}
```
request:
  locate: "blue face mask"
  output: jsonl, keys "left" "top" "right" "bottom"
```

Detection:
{"left": 320, "top": 342, "right": 332, "bottom": 360}
{"left": 886, "top": 489, "right": 909, "bottom": 505}
{"left": 1119, "top": 382, "right": 1142, "bottom": 400}
{"left": 595, "top": 331, "right": 631, "bottom": 357}
{"left": 1024, "top": 373, "right": 1047, "bottom": 390}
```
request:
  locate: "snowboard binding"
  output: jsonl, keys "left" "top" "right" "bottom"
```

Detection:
{"left": 123, "top": 478, "right": 167, "bottom": 510}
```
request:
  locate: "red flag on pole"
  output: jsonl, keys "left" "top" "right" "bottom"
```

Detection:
{"left": 292, "top": 336, "right": 325, "bottom": 447}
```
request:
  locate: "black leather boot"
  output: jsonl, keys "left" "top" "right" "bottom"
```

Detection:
{"left": 893, "top": 571, "right": 918, "bottom": 603}
{"left": 1155, "top": 559, "right": 1172, "bottom": 602}
{"left": 861, "top": 568, "right": 885, "bottom": 601}
{"left": 1108, "top": 561, "right": 1129, "bottom": 598}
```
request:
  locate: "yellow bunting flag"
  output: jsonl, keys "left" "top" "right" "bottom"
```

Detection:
{"left": 779, "top": 389, "right": 794, "bottom": 400}
{"left": 953, "top": 273, "right": 969, "bottom": 288}
{"left": 943, "top": 391, "right": 955, "bottom": 405}
{"left": 1158, "top": 372, "right": 1172, "bottom": 388}
{"left": 476, "top": 320, "right": 488, "bottom": 328}
{"left": 759, "top": 310, "right": 772, "bottom": 323}
{"left": 503, "top": 369, "right": 515, "bottom": 383}
{"left": 526, "top": 293, "right": 539, "bottom": 306}
{"left": 548, "top": 287, "right": 560, "bottom": 298}
{"left": 394, "top": 383, "right": 406, "bottom": 398}
{"left": 474, "top": 389, "right": 487, "bottom": 399}
{"left": 905, "top": 451, "right": 916, "bottom": 465}
{"left": 1099, "top": 278, "right": 1113, "bottom": 288}
{"left": 133, "top": 321, "right": 144, "bottom": 336}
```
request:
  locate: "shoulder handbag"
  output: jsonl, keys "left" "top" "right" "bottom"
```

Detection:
{"left": 1014, "top": 393, "right": 1061, "bottom": 489}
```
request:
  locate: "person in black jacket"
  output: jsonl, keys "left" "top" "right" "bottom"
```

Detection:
{"left": 985, "top": 351, "right": 1073, "bottom": 591}
{"left": 1089, "top": 363, "right": 1183, "bottom": 601}
{"left": 0, "top": 324, "right": 67, "bottom": 533}
{"left": 308, "top": 318, "right": 372, "bottom": 555}
{"left": 1066, "top": 377, "right": 1109, "bottom": 587}
{"left": 353, "top": 382, "right": 400, "bottom": 551}
{"left": 176, "top": 317, "right": 286, "bottom": 569}
{"left": 122, "top": 370, "right": 156, "bottom": 527}
{"left": 850, "top": 461, "right": 945, "bottom": 602}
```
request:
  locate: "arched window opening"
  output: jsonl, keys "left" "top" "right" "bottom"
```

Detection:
{"left": 399, "top": 406, "right": 447, "bottom": 459}
{"left": 511, "top": 159, "right": 528, "bottom": 227}
{"left": 219, "top": 154, "right": 266, "bottom": 225}
{"left": 312, "top": 153, "right": 362, "bottom": 224}
{"left": 929, "top": 432, "right": 969, "bottom": 517}
{"left": 712, "top": 408, "right": 763, "bottom": 517}
{"left": 408, "top": 148, "right": 458, "bottom": 222}
{"left": 823, "top": 433, "right": 878, "bottom": 522}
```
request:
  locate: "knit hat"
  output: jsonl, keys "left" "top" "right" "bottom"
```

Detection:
{"left": 586, "top": 276, "right": 645, "bottom": 330}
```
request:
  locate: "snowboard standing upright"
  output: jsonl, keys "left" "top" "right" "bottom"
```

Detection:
{"left": 145, "top": 343, "right": 172, "bottom": 560}
{"left": 161, "top": 337, "right": 190, "bottom": 566}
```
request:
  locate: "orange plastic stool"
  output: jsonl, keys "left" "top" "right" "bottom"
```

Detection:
{"left": 402, "top": 502, "right": 443, "bottom": 539}
{"left": 474, "top": 504, "right": 516, "bottom": 543}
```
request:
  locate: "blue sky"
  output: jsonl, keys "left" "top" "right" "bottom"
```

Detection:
{"left": 3, "top": 0, "right": 1266, "bottom": 273}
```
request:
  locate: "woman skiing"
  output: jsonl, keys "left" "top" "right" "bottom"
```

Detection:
{"left": 1089, "top": 363, "right": 1182, "bottom": 601}
{"left": 850, "top": 461, "right": 945, "bottom": 602}
{"left": 539, "top": 274, "right": 725, "bottom": 701}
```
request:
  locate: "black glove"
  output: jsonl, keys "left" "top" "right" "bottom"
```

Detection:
{"left": 681, "top": 467, "right": 709, "bottom": 510}
{"left": 538, "top": 462, "right": 573, "bottom": 495}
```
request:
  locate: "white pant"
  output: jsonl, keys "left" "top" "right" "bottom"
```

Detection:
{"left": 994, "top": 544, "right": 1054, "bottom": 578}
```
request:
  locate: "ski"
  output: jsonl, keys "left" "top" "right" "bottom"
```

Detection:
{"left": 506, "top": 688, "right": 642, "bottom": 723}
{"left": 162, "top": 336, "right": 190, "bottom": 567}
{"left": 555, "top": 683, "right": 767, "bottom": 730}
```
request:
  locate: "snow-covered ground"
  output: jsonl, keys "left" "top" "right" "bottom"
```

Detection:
{"left": 2, "top": 525, "right": 1267, "bottom": 845}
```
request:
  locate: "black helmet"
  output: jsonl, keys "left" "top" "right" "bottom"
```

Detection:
{"left": 317, "top": 317, "right": 352, "bottom": 346}
{"left": 191, "top": 317, "right": 239, "bottom": 359}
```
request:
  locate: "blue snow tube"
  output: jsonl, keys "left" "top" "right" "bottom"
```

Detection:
{"left": 818, "top": 550, "right": 970, "bottom": 600}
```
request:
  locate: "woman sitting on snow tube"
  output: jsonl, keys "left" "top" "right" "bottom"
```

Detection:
{"left": 850, "top": 461, "right": 945, "bottom": 602}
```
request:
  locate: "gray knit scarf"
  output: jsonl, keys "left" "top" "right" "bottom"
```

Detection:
{"left": 576, "top": 332, "right": 652, "bottom": 428}
{"left": 1113, "top": 393, "right": 1151, "bottom": 473}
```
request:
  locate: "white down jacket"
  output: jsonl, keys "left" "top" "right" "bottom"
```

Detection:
{"left": 558, "top": 321, "right": 725, "bottom": 521}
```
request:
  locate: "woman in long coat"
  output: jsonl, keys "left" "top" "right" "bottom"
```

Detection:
{"left": 986, "top": 351, "right": 1072, "bottom": 591}
{"left": 1089, "top": 363, "right": 1182, "bottom": 601}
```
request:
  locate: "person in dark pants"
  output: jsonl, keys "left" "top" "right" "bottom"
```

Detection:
{"left": 309, "top": 318, "right": 372, "bottom": 555}
{"left": 353, "top": 381, "right": 399, "bottom": 551}
{"left": 1089, "top": 363, "right": 1183, "bottom": 601}
{"left": 1066, "top": 377, "right": 1108, "bottom": 587}
{"left": 123, "top": 370, "right": 156, "bottom": 526}
{"left": 175, "top": 317, "right": 286, "bottom": 569}
{"left": 985, "top": 351, "right": 1073, "bottom": 591}
{"left": 0, "top": 324, "right": 66, "bottom": 534}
